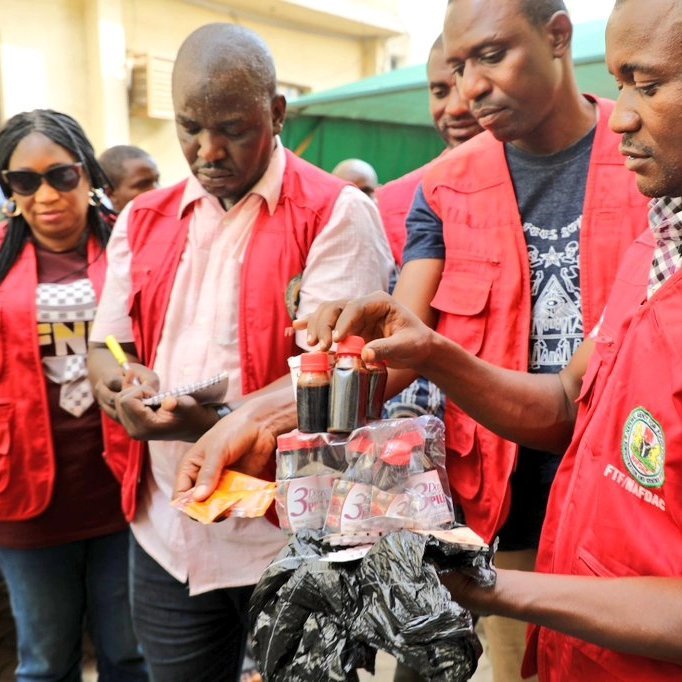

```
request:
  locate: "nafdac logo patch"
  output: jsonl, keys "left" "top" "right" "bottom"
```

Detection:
{"left": 621, "top": 407, "right": 666, "bottom": 488}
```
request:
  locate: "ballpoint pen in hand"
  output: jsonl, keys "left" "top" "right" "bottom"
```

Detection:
{"left": 105, "top": 335, "right": 142, "bottom": 386}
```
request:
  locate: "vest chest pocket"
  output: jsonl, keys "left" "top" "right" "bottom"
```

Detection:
{"left": 432, "top": 272, "right": 493, "bottom": 355}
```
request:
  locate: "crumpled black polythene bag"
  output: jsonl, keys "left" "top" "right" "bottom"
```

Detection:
{"left": 250, "top": 529, "right": 496, "bottom": 682}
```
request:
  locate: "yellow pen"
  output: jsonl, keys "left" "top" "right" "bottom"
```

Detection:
{"left": 105, "top": 335, "right": 141, "bottom": 386}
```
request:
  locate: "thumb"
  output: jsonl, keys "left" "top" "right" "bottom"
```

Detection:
{"left": 193, "top": 451, "right": 225, "bottom": 501}
{"left": 161, "top": 395, "right": 179, "bottom": 412}
{"left": 174, "top": 456, "right": 200, "bottom": 497}
{"left": 362, "top": 337, "right": 402, "bottom": 364}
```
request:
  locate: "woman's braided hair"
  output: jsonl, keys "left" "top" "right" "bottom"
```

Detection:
{"left": 0, "top": 109, "right": 111, "bottom": 282}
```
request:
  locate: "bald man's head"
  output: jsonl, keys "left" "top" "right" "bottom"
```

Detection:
{"left": 173, "top": 23, "right": 277, "bottom": 103}
{"left": 171, "top": 23, "right": 286, "bottom": 204}
{"left": 332, "top": 159, "right": 379, "bottom": 199}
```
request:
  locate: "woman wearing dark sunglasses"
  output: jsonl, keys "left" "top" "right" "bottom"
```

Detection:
{"left": 0, "top": 110, "right": 147, "bottom": 681}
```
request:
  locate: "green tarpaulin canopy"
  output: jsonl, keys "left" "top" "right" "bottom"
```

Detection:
{"left": 281, "top": 20, "right": 614, "bottom": 183}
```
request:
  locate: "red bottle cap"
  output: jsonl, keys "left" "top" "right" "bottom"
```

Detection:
{"left": 277, "top": 431, "right": 322, "bottom": 451}
{"left": 381, "top": 439, "right": 412, "bottom": 467}
{"left": 346, "top": 434, "right": 374, "bottom": 455}
{"left": 336, "top": 335, "right": 365, "bottom": 356}
{"left": 299, "top": 351, "right": 329, "bottom": 373}
{"left": 400, "top": 430, "right": 425, "bottom": 448}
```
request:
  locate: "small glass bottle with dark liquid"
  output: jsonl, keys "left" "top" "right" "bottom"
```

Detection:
{"left": 276, "top": 431, "right": 337, "bottom": 531}
{"left": 374, "top": 438, "right": 412, "bottom": 491}
{"left": 328, "top": 336, "right": 369, "bottom": 433}
{"left": 296, "top": 352, "right": 330, "bottom": 433}
{"left": 365, "top": 359, "right": 387, "bottom": 420}
{"left": 324, "top": 434, "right": 374, "bottom": 532}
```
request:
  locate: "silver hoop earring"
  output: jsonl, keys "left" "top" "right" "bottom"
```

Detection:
{"left": 88, "top": 187, "right": 105, "bottom": 207}
{"left": 1, "top": 197, "right": 21, "bottom": 219}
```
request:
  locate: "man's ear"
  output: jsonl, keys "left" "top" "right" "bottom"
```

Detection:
{"left": 271, "top": 94, "right": 287, "bottom": 135}
{"left": 546, "top": 11, "right": 573, "bottom": 58}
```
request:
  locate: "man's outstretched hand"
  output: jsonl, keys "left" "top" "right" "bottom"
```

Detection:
{"left": 173, "top": 382, "right": 297, "bottom": 501}
{"left": 293, "top": 290, "right": 435, "bottom": 372}
{"left": 173, "top": 409, "right": 277, "bottom": 501}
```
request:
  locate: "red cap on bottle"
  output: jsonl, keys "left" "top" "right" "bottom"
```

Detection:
{"left": 400, "top": 430, "right": 425, "bottom": 448}
{"left": 336, "top": 335, "right": 365, "bottom": 356}
{"left": 381, "top": 439, "right": 413, "bottom": 467}
{"left": 346, "top": 434, "right": 374, "bottom": 455}
{"left": 299, "top": 351, "right": 329, "bottom": 373}
{"left": 277, "top": 431, "right": 322, "bottom": 452}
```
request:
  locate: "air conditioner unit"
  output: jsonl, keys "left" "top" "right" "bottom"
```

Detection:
{"left": 129, "top": 53, "right": 174, "bottom": 120}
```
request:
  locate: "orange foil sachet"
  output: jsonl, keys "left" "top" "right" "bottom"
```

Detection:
{"left": 172, "top": 470, "right": 277, "bottom": 524}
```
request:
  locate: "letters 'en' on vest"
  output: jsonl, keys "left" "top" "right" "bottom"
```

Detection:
{"left": 421, "top": 96, "right": 650, "bottom": 543}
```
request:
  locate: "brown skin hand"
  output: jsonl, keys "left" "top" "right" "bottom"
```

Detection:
{"left": 174, "top": 377, "right": 297, "bottom": 500}
{"left": 295, "top": 290, "right": 590, "bottom": 454}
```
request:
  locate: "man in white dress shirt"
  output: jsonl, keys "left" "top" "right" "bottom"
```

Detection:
{"left": 88, "top": 23, "right": 392, "bottom": 681}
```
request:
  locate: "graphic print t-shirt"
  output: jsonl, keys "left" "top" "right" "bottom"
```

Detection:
{"left": 497, "top": 128, "right": 596, "bottom": 549}
{"left": 401, "top": 127, "right": 598, "bottom": 549}
{"left": 505, "top": 127, "right": 596, "bottom": 375}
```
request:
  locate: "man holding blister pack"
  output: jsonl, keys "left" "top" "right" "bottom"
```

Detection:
{"left": 87, "top": 22, "right": 392, "bottom": 682}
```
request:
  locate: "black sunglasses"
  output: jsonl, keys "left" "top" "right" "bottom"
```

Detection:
{"left": 1, "top": 162, "right": 83, "bottom": 196}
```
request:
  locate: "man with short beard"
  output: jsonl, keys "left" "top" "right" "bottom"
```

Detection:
{"left": 376, "top": 34, "right": 482, "bottom": 267}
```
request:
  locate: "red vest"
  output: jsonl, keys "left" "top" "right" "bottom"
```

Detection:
{"left": 523, "top": 230, "right": 682, "bottom": 681}
{"left": 376, "top": 163, "right": 430, "bottom": 266}
{"left": 421, "top": 96, "right": 650, "bottom": 542}
{"left": 118, "top": 149, "right": 346, "bottom": 521}
{"left": 0, "top": 233, "right": 129, "bottom": 520}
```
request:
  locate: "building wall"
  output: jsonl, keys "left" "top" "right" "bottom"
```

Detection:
{"left": 0, "top": 0, "right": 90, "bottom": 126}
{"left": 0, "top": 0, "right": 405, "bottom": 184}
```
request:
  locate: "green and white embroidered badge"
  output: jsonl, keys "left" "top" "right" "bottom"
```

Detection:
{"left": 621, "top": 407, "right": 666, "bottom": 488}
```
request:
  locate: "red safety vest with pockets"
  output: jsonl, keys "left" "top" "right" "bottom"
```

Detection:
{"left": 421, "top": 96, "right": 650, "bottom": 542}
{"left": 0, "top": 232, "right": 129, "bottom": 520}
{"left": 524, "top": 230, "right": 682, "bottom": 681}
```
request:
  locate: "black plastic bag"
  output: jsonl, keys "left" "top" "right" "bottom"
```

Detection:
{"left": 250, "top": 529, "right": 495, "bottom": 681}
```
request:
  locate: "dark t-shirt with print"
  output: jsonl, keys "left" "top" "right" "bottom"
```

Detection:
{"left": 500, "top": 128, "right": 595, "bottom": 550}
